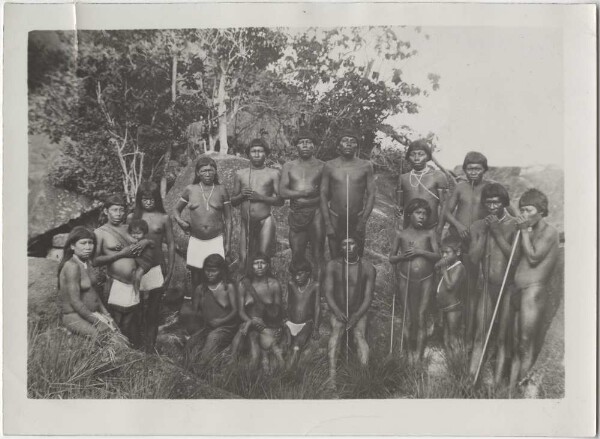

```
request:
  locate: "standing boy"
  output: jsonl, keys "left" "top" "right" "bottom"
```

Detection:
{"left": 468, "top": 182, "right": 519, "bottom": 384}
{"left": 435, "top": 236, "right": 467, "bottom": 353}
{"left": 323, "top": 236, "right": 376, "bottom": 387}
{"left": 389, "top": 198, "right": 440, "bottom": 361}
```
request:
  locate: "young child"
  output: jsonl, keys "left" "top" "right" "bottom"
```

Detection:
{"left": 389, "top": 198, "right": 440, "bottom": 361}
{"left": 285, "top": 259, "right": 321, "bottom": 368}
{"left": 127, "top": 219, "right": 155, "bottom": 303}
{"left": 435, "top": 236, "right": 466, "bottom": 352}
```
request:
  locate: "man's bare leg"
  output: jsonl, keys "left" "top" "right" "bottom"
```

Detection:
{"left": 289, "top": 228, "right": 309, "bottom": 265}
{"left": 352, "top": 315, "right": 369, "bottom": 366}
{"left": 328, "top": 315, "right": 345, "bottom": 386}
{"left": 494, "top": 287, "right": 514, "bottom": 386}
{"left": 249, "top": 331, "right": 261, "bottom": 370}
{"left": 509, "top": 314, "right": 521, "bottom": 394}
{"left": 465, "top": 262, "right": 479, "bottom": 346}
{"left": 416, "top": 277, "right": 434, "bottom": 361}
{"left": 469, "top": 293, "right": 487, "bottom": 376}
{"left": 258, "top": 216, "right": 276, "bottom": 256}
{"left": 309, "top": 210, "right": 325, "bottom": 280}
{"left": 143, "top": 288, "right": 162, "bottom": 353}
{"left": 240, "top": 218, "right": 249, "bottom": 273}
{"left": 517, "top": 284, "right": 545, "bottom": 381}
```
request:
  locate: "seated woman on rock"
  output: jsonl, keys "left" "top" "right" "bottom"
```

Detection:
{"left": 185, "top": 254, "right": 240, "bottom": 366}
{"left": 57, "top": 226, "right": 126, "bottom": 345}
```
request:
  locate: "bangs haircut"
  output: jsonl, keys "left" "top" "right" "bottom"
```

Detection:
{"left": 404, "top": 198, "right": 431, "bottom": 228}
{"left": 407, "top": 139, "right": 432, "bottom": 161}
{"left": 481, "top": 182, "right": 510, "bottom": 207}
{"left": 193, "top": 156, "right": 220, "bottom": 185}
{"left": 289, "top": 258, "right": 312, "bottom": 275}
{"left": 441, "top": 235, "right": 462, "bottom": 253}
{"left": 128, "top": 219, "right": 149, "bottom": 235}
{"left": 245, "top": 138, "right": 270, "bottom": 157}
{"left": 462, "top": 151, "right": 488, "bottom": 172}
{"left": 133, "top": 180, "right": 166, "bottom": 219}
{"left": 58, "top": 226, "right": 97, "bottom": 287}
{"left": 519, "top": 188, "right": 549, "bottom": 217}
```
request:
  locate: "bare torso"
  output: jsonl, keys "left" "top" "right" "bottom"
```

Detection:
{"left": 284, "top": 159, "right": 324, "bottom": 209}
{"left": 131, "top": 211, "right": 169, "bottom": 266}
{"left": 200, "top": 283, "right": 234, "bottom": 322}
{"left": 471, "top": 218, "right": 519, "bottom": 284}
{"left": 515, "top": 222, "right": 559, "bottom": 288}
{"left": 451, "top": 180, "right": 489, "bottom": 232}
{"left": 58, "top": 259, "right": 103, "bottom": 314}
{"left": 243, "top": 277, "right": 281, "bottom": 323}
{"left": 185, "top": 184, "right": 228, "bottom": 240}
{"left": 397, "top": 228, "right": 436, "bottom": 279}
{"left": 288, "top": 281, "right": 318, "bottom": 323}
{"left": 95, "top": 224, "right": 137, "bottom": 283}
{"left": 237, "top": 168, "right": 280, "bottom": 221}
{"left": 329, "top": 259, "right": 368, "bottom": 314}
{"left": 325, "top": 158, "right": 371, "bottom": 217}
{"left": 400, "top": 169, "right": 447, "bottom": 227}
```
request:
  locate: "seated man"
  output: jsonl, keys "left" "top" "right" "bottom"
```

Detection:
{"left": 324, "top": 235, "right": 376, "bottom": 387}
{"left": 284, "top": 259, "right": 321, "bottom": 368}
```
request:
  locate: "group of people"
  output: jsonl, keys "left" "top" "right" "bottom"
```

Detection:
{"left": 57, "top": 128, "right": 559, "bottom": 393}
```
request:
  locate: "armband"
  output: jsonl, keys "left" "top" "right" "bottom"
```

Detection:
{"left": 223, "top": 200, "right": 231, "bottom": 205}
{"left": 180, "top": 197, "right": 189, "bottom": 204}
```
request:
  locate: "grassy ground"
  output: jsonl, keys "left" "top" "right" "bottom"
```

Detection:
{"left": 28, "top": 157, "right": 564, "bottom": 399}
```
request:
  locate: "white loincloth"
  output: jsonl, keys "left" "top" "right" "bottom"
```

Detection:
{"left": 108, "top": 278, "right": 139, "bottom": 308}
{"left": 139, "top": 265, "right": 165, "bottom": 291}
{"left": 187, "top": 234, "right": 224, "bottom": 269}
{"left": 285, "top": 320, "right": 306, "bottom": 337}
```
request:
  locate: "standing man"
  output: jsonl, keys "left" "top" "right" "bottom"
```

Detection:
{"left": 467, "top": 183, "right": 519, "bottom": 384}
{"left": 324, "top": 236, "right": 376, "bottom": 388}
{"left": 231, "top": 139, "right": 283, "bottom": 272}
{"left": 279, "top": 130, "right": 325, "bottom": 275}
{"left": 320, "top": 129, "right": 376, "bottom": 258}
{"left": 396, "top": 139, "right": 449, "bottom": 235}
{"left": 93, "top": 193, "right": 148, "bottom": 346}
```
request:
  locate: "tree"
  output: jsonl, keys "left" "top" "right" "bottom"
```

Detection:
{"left": 29, "top": 30, "right": 209, "bottom": 201}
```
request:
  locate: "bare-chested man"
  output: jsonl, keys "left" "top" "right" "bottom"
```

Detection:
{"left": 468, "top": 183, "right": 519, "bottom": 384}
{"left": 320, "top": 129, "right": 376, "bottom": 258}
{"left": 94, "top": 194, "right": 150, "bottom": 346}
{"left": 510, "top": 189, "right": 559, "bottom": 392}
{"left": 389, "top": 198, "right": 440, "bottom": 361}
{"left": 232, "top": 139, "right": 283, "bottom": 273}
{"left": 324, "top": 236, "right": 376, "bottom": 387}
{"left": 396, "top": 139, "right": 448, "bottom": 234}
{"left": 174, "top": 156, "right": 232, "bottom": 291}
{"left": 285, "top": 259, "right": 321, "bottom": 368}
{"left": 280, "top": 131, "right": 325, "bottom": 276}
{"left": 442, "top": 151, "right": 491, "bottom": 342}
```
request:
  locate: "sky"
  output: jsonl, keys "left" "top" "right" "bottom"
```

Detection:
{"left": 387, "top": 26, "right": 563, "bottom": 169}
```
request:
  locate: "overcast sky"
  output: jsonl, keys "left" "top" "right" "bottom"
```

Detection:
{"left": 389, "top": 26, "right": 563, "bottom": 169}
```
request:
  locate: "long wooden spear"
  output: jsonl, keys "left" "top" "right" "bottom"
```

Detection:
{"left": 473, "top": 230, "right": 521, "bottom": 384}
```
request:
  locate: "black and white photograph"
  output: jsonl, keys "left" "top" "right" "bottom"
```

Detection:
{"left": 4, "top": 1, "right": 596, "bottom": 435}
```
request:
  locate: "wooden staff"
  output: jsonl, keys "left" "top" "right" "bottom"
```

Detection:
{"left": 245, "top": 166, "right": 252, "bottom": 275}
{"left": 473, "top": 230, "right": 521, "bottom": 384}
{"left": 390, "top": 150, "right": 404, "bottom": 355}
{"left": 345, "top": 173, "right": 350, "bottom": 363}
